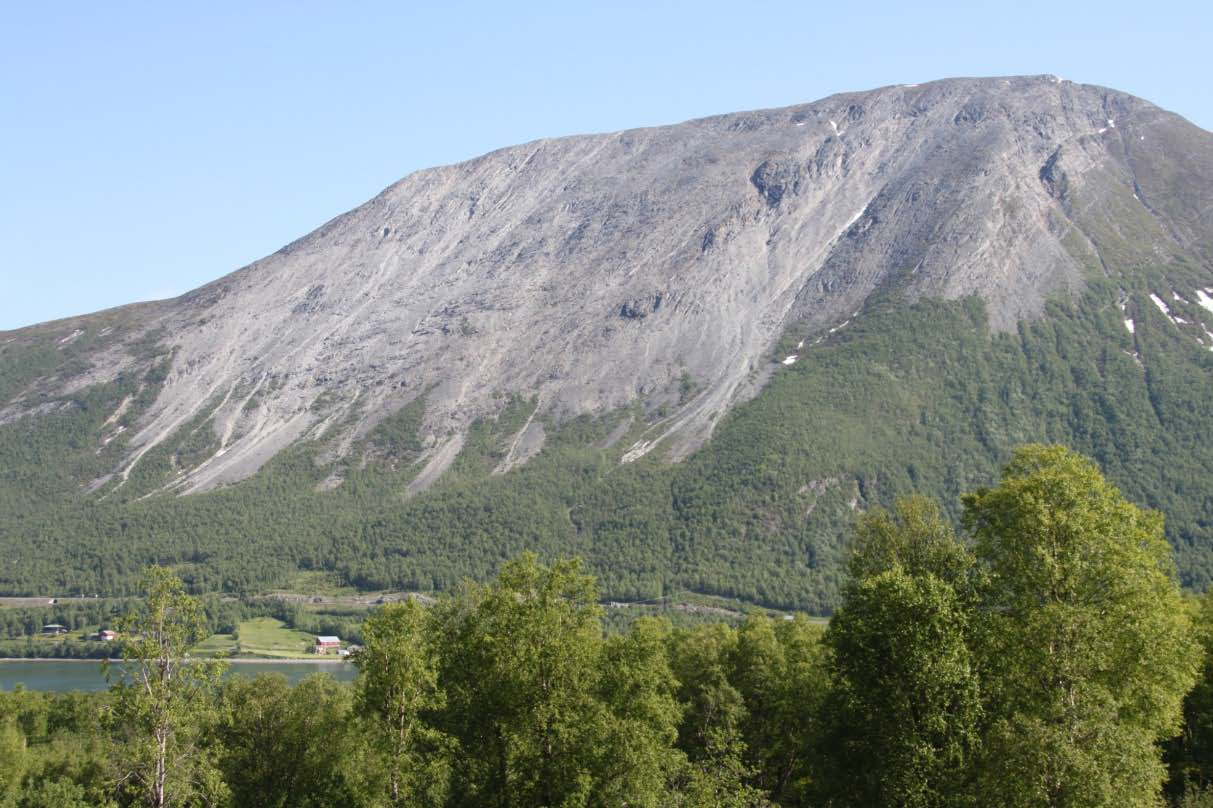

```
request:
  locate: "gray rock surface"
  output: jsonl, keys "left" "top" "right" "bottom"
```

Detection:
{"left": 6, "top": 75, "right": 1211, "bottom": 493}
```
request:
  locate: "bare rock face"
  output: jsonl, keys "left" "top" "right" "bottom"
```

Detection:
{"left": 7, "top": 75, "right": 1211, "bottom": 494}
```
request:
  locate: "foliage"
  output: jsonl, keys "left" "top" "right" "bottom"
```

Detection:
{"left": 820, "top": 498, "right": 981, "bottom": 807}
{"left": 728, "top": 616, "right": 827, "bottom": 804}
{"left": 353, "top": 600, "right": 450, "bottom": 806}
{"left": 214, "top": 672, "right": 359, "bottom": 807}
{"left": 432, "top": 554, "right": 683, "bottom": 807}
{"left": 846, "top": 496, "right": 974, "bottom": 589}
{"left": 823, "top": 568, "right": 981, "bottom": 807}
{"left": 0, "top": 716, "right": 25, "bottom": 804}
{"left": 1166, "top": 593, "right": 1213, "bottom": 800}
{"left": 965, "top": 445, "right": 1201, "bottom": 807}
{"left": 0, "top": 461, "right": 1209, "bottom": 808}
{"left": 106, "top": 567, "right": 228, "bottom": 807}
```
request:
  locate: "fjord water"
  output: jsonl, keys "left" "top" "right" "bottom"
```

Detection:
{"left": 0, "top": 659, "right": 357, "bottom": 692}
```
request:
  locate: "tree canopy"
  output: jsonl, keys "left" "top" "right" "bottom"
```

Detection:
{"left": 0, "top": 445, "right": 1209, "bottom": 807}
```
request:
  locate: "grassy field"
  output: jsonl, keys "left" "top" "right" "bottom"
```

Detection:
{"left": 230, "top": 617, "right": 316, "bottom": 659}
{"left": 191, "top": 618, "right": 319, "bottom": 659}
{"left": 192, "top": 632, "right": 237, "bottom": 657}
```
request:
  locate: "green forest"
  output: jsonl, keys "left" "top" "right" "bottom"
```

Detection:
{"left": 3, "top": 446, "right": 1213, "bottom": 807}
{"left": 3, "top": 260, "right": 1213, "bottom": 613}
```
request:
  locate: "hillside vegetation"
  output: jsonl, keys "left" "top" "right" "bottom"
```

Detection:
{"left": 4, "top": 261, "right": 1213, "bottom": 610}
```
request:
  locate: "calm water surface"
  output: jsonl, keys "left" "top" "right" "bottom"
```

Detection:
{"left": 0, "top": 659, "right": 357, "bottom": 692}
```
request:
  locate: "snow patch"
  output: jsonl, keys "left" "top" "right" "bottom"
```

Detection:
{"left": 1195, "top": 289, "right": 1213, "bottom": 314}
{"left": 828, "top": 320, "right": 850, "bottom": 334}
{"left": 1173, "top": 291, "right": 1189, "bottom": 304}
{"left": 59, "top": 329, "right": 84, "bottom": 345}
{"left": 1124, "top": 319, "right": 1135, "bottom": 334}
{"left": 1150, "top": 293, "right": 1172, "bottom": 316}
{"left": 1150, "top": 293, "right": 1186, "bottom": 327}
{"left": 796, "top": 340, "right": 805, "bottom": 350}
{"left": 829, "top": 119, "right": 839, "bottom": 136}
{"left": 782, "top": 355, "right": 798, "bottom": 366}
{"left": 1107, "top": 118, "right": 1115, "bottom": 128}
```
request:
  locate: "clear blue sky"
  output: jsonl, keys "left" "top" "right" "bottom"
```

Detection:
{"left": 2, "top": 1, "right": 1210, "bottom": 331}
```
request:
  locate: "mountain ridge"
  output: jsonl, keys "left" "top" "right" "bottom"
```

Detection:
{"left": 4, "top": 75, "right": 1213, "bottom": 611}
{"left": 6, "top": 74, "right": 1209, "bottom": 500}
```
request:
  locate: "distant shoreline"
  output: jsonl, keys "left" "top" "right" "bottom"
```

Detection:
{"left": 0, "top": 657, "right": 352, "bottom": 665}
{"left": 218, "top": 657, "right": 352, "bottom": 664}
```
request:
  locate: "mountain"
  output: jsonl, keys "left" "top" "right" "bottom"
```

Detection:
{"left": 3, "top": 75, "right": 1213, "bottom": 608}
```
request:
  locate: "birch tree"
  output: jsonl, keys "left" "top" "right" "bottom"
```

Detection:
{"left": 965, "top": 445, "right": 1200, "bottom": 808}
{"left": 354, "top": 598, "right": 450, "bottom": 807}
{"left": 107, "top": 566, "right": 226, "bottom": 808}
{"left": 820, "top": 497, "right": 981, "bottom": 808}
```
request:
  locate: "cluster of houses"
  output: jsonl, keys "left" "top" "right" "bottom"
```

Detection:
{"left": 39, "top": 623, "right": 352, "bottom": 658}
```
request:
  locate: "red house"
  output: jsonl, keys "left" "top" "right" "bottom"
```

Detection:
{"left": 313, "top": 636, "right": 341, "bottom": 655}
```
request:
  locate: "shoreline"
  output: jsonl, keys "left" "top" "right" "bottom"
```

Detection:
{"left": 0, "top": 657, "right": 352, "bottom": 665}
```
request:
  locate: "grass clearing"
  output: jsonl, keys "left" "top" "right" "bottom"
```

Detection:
{"left": 233, "top": 617, "right": 315, "bottom": 658}
{"left": 192, "top": 633, "right": 237, "bottom": 657}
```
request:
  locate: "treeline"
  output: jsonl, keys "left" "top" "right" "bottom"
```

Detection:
{"left": 4, "top": 445, "right": 1213, "bottom": 806}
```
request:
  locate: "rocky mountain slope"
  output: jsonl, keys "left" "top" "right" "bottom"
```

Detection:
{"left": 7, "top": 74, "right": 1210, "bottom": 498}
{"left": 2, "top": 75, "right": 1212, "bottom": 606}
